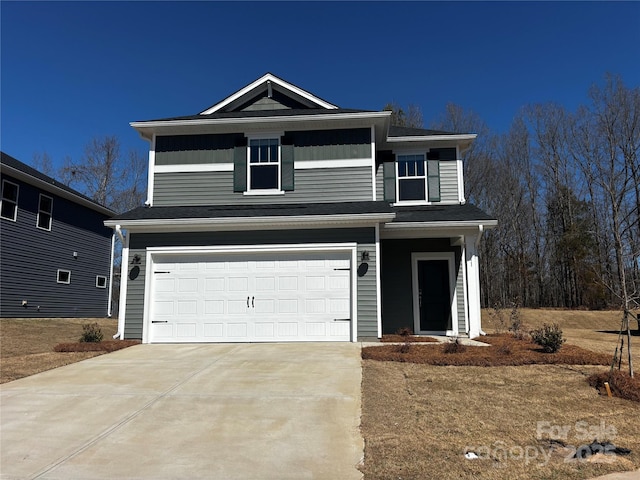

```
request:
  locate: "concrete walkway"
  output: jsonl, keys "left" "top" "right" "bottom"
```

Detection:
{"left": 0, "top": 343, "right": 364, "bottom": 479}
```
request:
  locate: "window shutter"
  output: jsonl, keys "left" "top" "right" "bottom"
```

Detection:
{"left": 281, "top": 142, "right": 294, "bottom": 191}
{"left": 233, "top": 140, "right": 247, "bottom": 193}
{"left": 383, "top": 162, "right": 396, "bottom": 203}
{"left": 427, "top": 160, "right": 440, "bottom": 202}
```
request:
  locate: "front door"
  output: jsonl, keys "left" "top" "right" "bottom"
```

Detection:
{"left": 412, "top": 253, "right": 455, "bottom": 333}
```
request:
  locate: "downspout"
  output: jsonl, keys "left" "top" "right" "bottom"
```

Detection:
{"left": 113, "top": 225, "right": 127, "bottom": 339}
{"left": 476, "top": 225, "right": 487, "bottom": 335}
{"left": 107, "top": 233, "right": 115, "bottom": 317}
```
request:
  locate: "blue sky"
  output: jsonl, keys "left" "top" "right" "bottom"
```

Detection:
{"left": 2, "top": 1, "right": 639, "bottom": 170}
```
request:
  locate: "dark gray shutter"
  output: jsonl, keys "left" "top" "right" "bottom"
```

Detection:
{"left": 281, "top": 142, "right": 294, "bottom": 191}
{"left": 383, "top": 161, "right": 396, "bottom": 203}
{"left": 427, "top": 160, "right": 440, "bottom": 202}
{"left": 233, "top": 144, "right": 247, "bottom": 192}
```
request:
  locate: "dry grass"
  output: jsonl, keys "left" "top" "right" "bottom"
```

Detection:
{"left": 363, "top": 335, "right": 612, "bottom": 367}
{"left": 360, "top": 309, "right": 640, "bottom": 479}
{"left": 0, "top": 317, "right": 119, "bottom": 383}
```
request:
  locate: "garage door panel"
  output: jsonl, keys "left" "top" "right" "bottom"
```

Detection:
{"left": 149, "top": 251, "right": 352, "bottom": 343}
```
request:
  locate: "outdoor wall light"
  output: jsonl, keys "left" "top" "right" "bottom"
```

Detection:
{"left": 73, "top": 251, "right": 78, "bottom": 259}
{"left": 361, "top": 250, "right": 370, "bottom": 262}
{"left": 131, "top": 254, "right": 141, "bottom": 265}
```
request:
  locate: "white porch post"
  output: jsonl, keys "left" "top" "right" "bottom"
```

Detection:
{"left": 465, "top": 233, "right": 482, "bottom": 338}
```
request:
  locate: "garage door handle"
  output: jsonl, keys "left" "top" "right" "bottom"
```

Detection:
{"left": 334, "top": 318, "right": 351, "bottom": 321}
{"left": 247, "top": 296, "right": 250, "bottom": 308}
{"left": 151, "top": 320, "right": 169, "bottom": 323}
{"left": 252, "top": 296, "right": 255, "bottom": 308}
{"left": 334, "top": 268, "right": 350, "bottom": 271}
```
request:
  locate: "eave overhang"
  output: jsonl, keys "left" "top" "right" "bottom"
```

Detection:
{"left": 131, "top": 111, "right": 392, "bottom": 143}
{"left": 105, "top": 212, "right": 397, "bottom": 233}
{"left": 383, "top": 133, "right": 477, "bottom": 151}
{"left": 380, "top": 219, "right": 498, "bottom": 239}
{"left": 1, "top": 163, "right": 115, "bottom": 217}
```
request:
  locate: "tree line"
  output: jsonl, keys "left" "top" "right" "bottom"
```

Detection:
{"left": 423, "top": 74, "right": 639, "bottom": 316}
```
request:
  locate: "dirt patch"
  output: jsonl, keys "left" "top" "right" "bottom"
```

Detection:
{"left": 0, "top": 317, "right": 121, "bottom": 383}
{"left": 363, "top": 334, "right": 612, "bottom": 367}
{"left": 54, "top": 340, "right": 141, "bottom": 353}
{"left": 360, "top": 361, "right": 640, "bottom": 480}
{"left": 380, "top": 334, "right": 438, "bottom": 343}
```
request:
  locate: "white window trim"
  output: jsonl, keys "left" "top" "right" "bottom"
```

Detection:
{"left": 96, "top": 275, "right": 107, "bottom": 289}
{"left": 410, "top": 252, "right": 458, "bottom": 336}
{"left": 246, "top": 135, "right": 282, "bottom": 193}
{"left": 1, "top": 179, "right": 19, "bottom": 221}
{"left": 36, "top": 193, "right": 53, "bottom": 231}
{"left": 57, "top": 269, "right": 71, "bottom": 284}
{"left": 395, "top": 152, "right": 429, "bottom": 205}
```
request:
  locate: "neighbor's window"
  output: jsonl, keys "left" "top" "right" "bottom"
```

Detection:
{"left": 248, "top": 138, "right": 280, "bottom": 190}
{"left": 96, "top": 275, "right": 107, "bottom": 288}
{"left": 57, "top": 269, "right": 71, "bottom": 284}
{"left": 397, "top": 154, "right": 426, "bottom": 202}
{"left": 37, "top": 194, "right": 53, "bottom": 231}
{"left": 1, "top": 180, "right": 19, "bottom": 221}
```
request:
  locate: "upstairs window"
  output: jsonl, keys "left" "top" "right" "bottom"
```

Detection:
{"left": 1, "top": 180, "right": 19, "bottom": 221}
{"left": 37, "top": 194, "right": 53, "bottom": 231}
{"left": 397, "top": 154, "right": 426, "bottom": 202}
{"left": 248, "top": 138, "right": 280, "bottom": 191}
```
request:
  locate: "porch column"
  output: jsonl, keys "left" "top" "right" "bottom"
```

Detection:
{"left": 465, "top": 234, "right": 482, "bottom": 338}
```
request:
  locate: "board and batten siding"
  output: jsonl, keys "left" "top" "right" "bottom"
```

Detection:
{"left": 123, "top": 228, "right": 378, "bottom": 341}
{"left": 152, "top": 129, "right": 373, "bottom": 207}
{"left": 0, "top": 175, "right": 112, "bottom": 318}
{"left": 153, "top": 167, "right": 373, "bottom": 206}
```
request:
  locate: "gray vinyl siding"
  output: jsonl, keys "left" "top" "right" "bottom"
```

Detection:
{"left": 123, "top": 248, "right": 145, "bottom": 339}
{"left": 357, "top": 243, "right": 378, "bottom": 338}
{"left": 0, "top": 174, "right": 112, "bottom": 318}
{"left": 153, "top": 166, "right": 373, "bottom": 206}
{"left": 380, "top": 238, "right": 464, "bottom": 335}
{"left": 375, "top": 160, "right": 460, "bottom": 204}
{"left": 125, "top": 228, "right": 378, "bottom": 341}
{"left": 155, "top": 134, "right": 242, "bottom": 166}
{"left": 289, "top": 129, "right": 371, "bottom": 161}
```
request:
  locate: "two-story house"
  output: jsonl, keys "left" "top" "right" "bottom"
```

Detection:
{"left": 106, "top": 73, "right": 496, "bottom": 343}
{"left": 1, "top": 152, "right": 115, "bottom": 318}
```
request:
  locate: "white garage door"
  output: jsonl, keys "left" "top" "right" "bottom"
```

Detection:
{"left": 148, "top": 251, "right": 352, "bottom": 343}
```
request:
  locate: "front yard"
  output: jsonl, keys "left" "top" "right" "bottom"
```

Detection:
{"left": 359, "top": 308, "right": 640, "bottom": 479}
{"left": 2, "top": 310, "right": 639, "bottom": 479}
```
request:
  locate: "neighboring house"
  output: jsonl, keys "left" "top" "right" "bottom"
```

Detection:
{"left": 106, "top": 73, "right": 496, "bottom": 343}
{"left": 0, "top": 152, "right": 115, "bottom": 318}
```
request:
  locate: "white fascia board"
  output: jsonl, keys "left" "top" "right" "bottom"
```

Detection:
{"left": 1, "top": 164, "right": 114, "bottom": 216}
{"left": 387, "top": 134, "right": 477, "bottom": 143}
{"left": 105, "top": 213, "right": 396, "bottom": 233}
{"left": 386, "top": 220, "right": 498, "bottom": 229}
{"left": 200, "top": 73, "right": 338, "bottom": 114}
{"left": 131, "top": 111, "right": 390, "bottom": 131}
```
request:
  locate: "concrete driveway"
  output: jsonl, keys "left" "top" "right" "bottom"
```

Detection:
{"left": 0, "top": 343, "right": 364, "bottom": 479}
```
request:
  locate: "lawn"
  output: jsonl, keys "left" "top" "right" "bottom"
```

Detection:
{"left": 0, "top": 317, "right": 118, "bottom": 383}
{"left": 359, "top": 308, "right": 640, "bottom": 480}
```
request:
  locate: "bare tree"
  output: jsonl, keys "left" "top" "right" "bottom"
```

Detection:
{"left": 383, "top": 102, "right": 424, "bottom": 128}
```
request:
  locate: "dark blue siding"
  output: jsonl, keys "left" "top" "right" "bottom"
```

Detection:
{"left": 0, "top": 174, "right": 113, "bottom": 318}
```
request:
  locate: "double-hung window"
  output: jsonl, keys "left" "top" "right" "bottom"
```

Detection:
{"left": 396, "top": 153, "right": 441, "bottom": 203}
{"left": 248, "top": 138, "right": 280, "bottom": 191}
{"left": 37, "top": 194, "right": 53, "bottom": 231}
{"left": 1, "top": 180, "right": 19, "bottom": 221}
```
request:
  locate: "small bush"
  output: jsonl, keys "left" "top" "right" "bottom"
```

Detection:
{"left": 443, "top": 337, "right": 466, "bottom": 354}
{"left": 508, "top": 299, "right": 525, "bottom": 338}
{"left": 497, "top": 343, "right": 512, "bottom": 356}
{"left": 530, "top": 323, "right": 565, "bottom": 353}
{"left": 492, "top": 303, "right": 508, "bottom": 334}
{"left": 396, "top": 327, "right": 414, "bottom": 337}
{"left": 80, "top": 322, "right": 103, "bottom": 343}
{"left": 396, "top": 342, "right": 412, "bottom": 354}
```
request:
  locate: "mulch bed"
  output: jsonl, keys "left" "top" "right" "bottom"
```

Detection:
{"left": 362, "top": 334, "right": 612, "bottom": 366}
{"left": 588, "top": 370, "right": 640, "bottom": 403}
{"left": 53, "top": 340, "right": 141, "bottom": 353}
{"left": 380, "top": 334, "right": 438, "bottom": 343}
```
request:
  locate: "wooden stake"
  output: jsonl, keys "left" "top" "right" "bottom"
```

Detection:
{"left": 604, "top": 382, "right": 612, "bottom": 398}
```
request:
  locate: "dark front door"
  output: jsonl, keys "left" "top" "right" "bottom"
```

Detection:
{"left": 417, "top": 260, "right": 451, "bottom": 331}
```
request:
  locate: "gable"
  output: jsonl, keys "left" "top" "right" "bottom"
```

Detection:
{"left": 200, "top": 73, "right": 338, "bottom": 115}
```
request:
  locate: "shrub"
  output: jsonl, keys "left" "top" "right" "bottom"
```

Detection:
{"left": 497, "top": 343, "right": 512, "bottom": 356}
{"left": 492, "top": 303, "right": 508, "bottom": 334}
{"left": 443, "top": 337, "right": 466, "bottom": 354}
{"left": 530, "top": 323, "right": 565, "bottom": 353}
{"left": 80, "top": 322, "right": 103, "bottom": 343}
{"left": 508, "top": 299, "right": 525, "bottom": 339}
{"left": 396, "top": 327, "right": 413, "bottom": 337}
